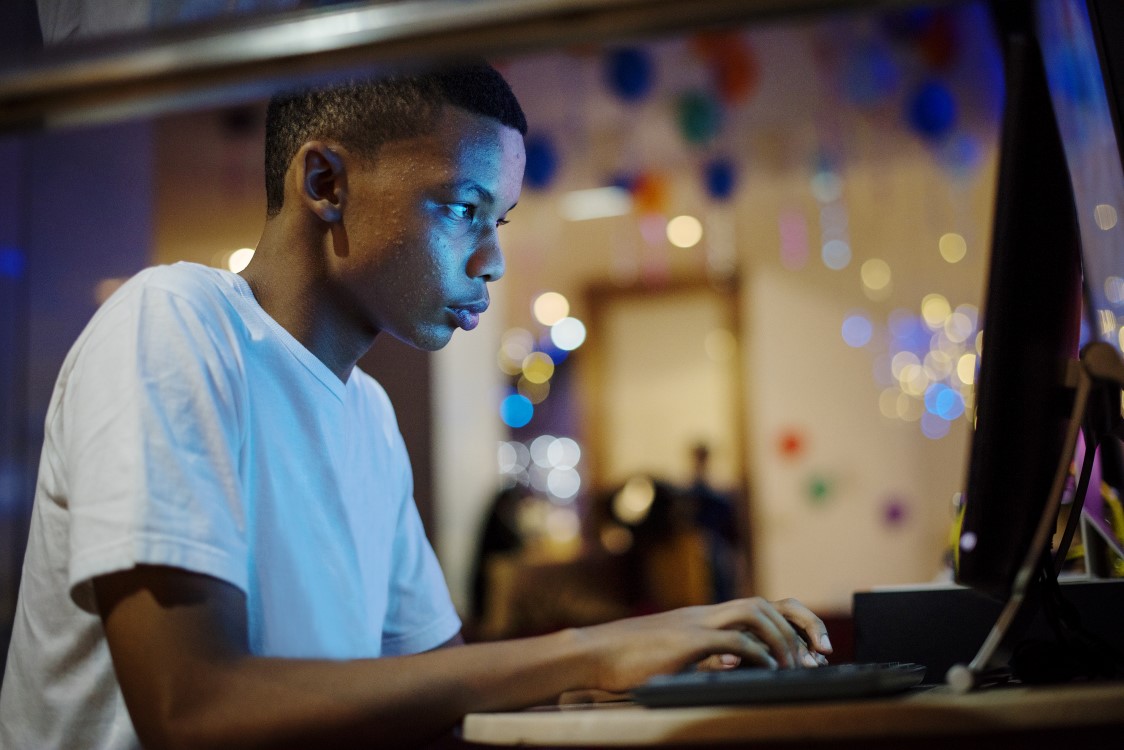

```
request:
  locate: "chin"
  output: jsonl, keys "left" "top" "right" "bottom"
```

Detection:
{"left": 393, "top": 327, "right": 454, "bottom": 352}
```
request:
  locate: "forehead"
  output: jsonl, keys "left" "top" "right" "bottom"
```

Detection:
{"left": 367, "top": 106, "right": 525, "bottom": 198}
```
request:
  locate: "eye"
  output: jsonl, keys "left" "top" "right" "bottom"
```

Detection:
{"left": 496, "top": 218, "right": 510, "bottom": 227}
{"left": 447, "top": 203, "right": 475, "bottom": 221}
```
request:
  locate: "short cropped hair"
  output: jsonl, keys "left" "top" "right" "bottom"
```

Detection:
{"left": 264, "top": 61, "right": 527, "bottom": 217}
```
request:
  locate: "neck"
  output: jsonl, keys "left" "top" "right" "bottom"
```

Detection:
{"left": 240, "top": 218, "right": 376, "bottom": 383}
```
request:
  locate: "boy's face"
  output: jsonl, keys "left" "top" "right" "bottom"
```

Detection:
{"left": 335, "top": 105, "right": 525, "bottom": 351}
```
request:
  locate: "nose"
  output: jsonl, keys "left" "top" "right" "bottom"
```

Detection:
{"left": 469, "top": 231, "right": 505, "bottom": 282}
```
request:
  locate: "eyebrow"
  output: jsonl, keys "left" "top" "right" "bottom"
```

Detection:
{"left": 452, "top": 181, "right": 494, "bottom": 205}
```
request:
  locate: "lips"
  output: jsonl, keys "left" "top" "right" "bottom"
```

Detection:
{"left": 450, "top": 299, "right": 489, "bottom": 331}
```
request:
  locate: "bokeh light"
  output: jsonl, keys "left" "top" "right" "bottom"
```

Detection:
{"left": 957, "top": 353, "right": 977, "bottom": 385}
{"left": 517, "top": 376, "right": 550, "bottom": 404}
{"left": 522, "top": 352, "right": 556, "bottom": 384}
{"left": 896, "top": 392, "right": 924, "bottom": 421}
{"left": 600, "top": 524, "right": 634, "bottom": 554}
{"left": 811, "top": 169, "right": 843, "bottom": 203}
{"left": 961, "top": 531, "right": 978, "bottom": 552}
{"left": 1105, "top": 276, "right": 1124, "bottom": 304}
{"left": 547, "top": 437, "right": 581, "bottom": 469}
{"left": 861, "top": 258, "right": 892, "bottom": 291}
{"left": 925, "top": 383, "right": 964, "bottom": 420}
{"left": 938, "top": 233, "right": 967, "bottom": 263}
{"left": 667, "top": 215, "right": 704, "bottom": 248}
{"left": 921, "top": 293, "right": 951, "bottom": 329}
{"left": 550, "top": 317, "right": 587, "bottom": 351}
{"left": 547, "top": 467, "right": 582, "bottom": 500}
{"left": 822, "top": 239, "right": 852, "bottom": 270}
{"left": 924, "top": 350, "right": 953, "bottom": 380}
{"left": 613, "top": 476, "right": 656, "bottom": 525}
{"left": 899, "top": 363, "right": 930, "bottom": 396}
{"left": 498, "top": 328, "right": 536, "bottom": 375}
{"left": 500, "top": 394, "right": 533, "bottom": 428}
{"left": 944, "top": 311, "right": 974, "bottom": 343}
{"left": 530, "top": 435, "right": 557, "bottom": 467}
{"left": 879, "top": 388, "right": 899, "bottom": 419}
{"left": 891, "top": 351, "right": 921, "bottom": 379}
{"left": 1095, "top": 204, "right": 1119, "bottom": 230}
{"left": 842, "top": 313, "right": 873, "bottom": 347}
{"left": 497, "top": 442, "right": 519, "bottom": 473}
{"left": 228, "top": 248, "right": 255, "bottom": 273}
{"left": 533, "top": 292, "right": 570, "bottom": 326}
{"left": 545, "top": 507, "right": 581, "bottom": 542}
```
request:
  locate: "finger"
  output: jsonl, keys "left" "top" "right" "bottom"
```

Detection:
{"left": 750, "top": 598, "right": 804, "bottom": 668}
{"left": 720, "top": 630, "right": 777, "bottom": 670}
{"left": 696, "top": 653, "right": 741, "bottom": 672}
{"left": 772, "top": 598, "right": 833, "bottom": 655}
{"left": 797, "top": 641, "right": 828, "bottom": 667}
{"left": 728, "top": 598, "right": 800, "bottom": 668}
{"left": 703, "top": 599, "right": 800, "bottom": 667}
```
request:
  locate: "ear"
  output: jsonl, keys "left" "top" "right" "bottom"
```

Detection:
{"left": 296, "top": 141, "right": 347, "bottom": 224}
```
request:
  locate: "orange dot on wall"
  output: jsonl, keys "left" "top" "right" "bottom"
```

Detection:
{"left": 690, "top": 32, "right": 759, "bottom": 105}
{"left": 777, "top": 429, "right": 806, "bottom": 459}
{"left": 715, "top": 47, "right": 758, "bottom": 104}
{"left": 631, "top": 172, "right": 669, "bottom": 215}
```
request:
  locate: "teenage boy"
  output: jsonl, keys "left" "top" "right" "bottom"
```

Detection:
{"left": 0, "top": 62, "right": 831, "bottom": 750}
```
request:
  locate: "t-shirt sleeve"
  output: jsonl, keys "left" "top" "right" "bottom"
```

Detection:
{"left": 60, "top": 278, "right": 249, "bottom": 613}
{"left": 379, "top": 450, "right": 462, "bottom": 656}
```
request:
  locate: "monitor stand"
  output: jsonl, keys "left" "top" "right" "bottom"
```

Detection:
{"left": 948, "top": 342, "right": 1124, "bottom": 693}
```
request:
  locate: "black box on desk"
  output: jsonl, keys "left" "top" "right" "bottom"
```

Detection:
{"left": 852, "top": 578, "right": 1124, "bottom": 684}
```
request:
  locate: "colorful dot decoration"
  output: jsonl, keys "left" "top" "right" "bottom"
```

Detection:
{"left": 882, "top": 496, "right": 911, "bottom": 527}
{"left": 777, "top": 429, "right": 807, "bottom": 459}
{"left": 807, "top": 475, "right": 833, "bottom": 505}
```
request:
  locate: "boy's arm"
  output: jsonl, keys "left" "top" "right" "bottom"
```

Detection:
{"left": 95, "top": 565, "right": 828, "bottom": 750}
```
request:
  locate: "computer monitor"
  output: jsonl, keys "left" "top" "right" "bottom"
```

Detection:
{"left": 952, "top": 0, "right": 1124, "bottom": 690}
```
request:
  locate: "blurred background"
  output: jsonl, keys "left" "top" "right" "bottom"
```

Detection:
{"left": 4, "top": 0, "right": 1091, "bottom": 667}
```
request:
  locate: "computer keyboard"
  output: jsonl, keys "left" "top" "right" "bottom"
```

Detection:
{"left": 632, "top": 662, "right": 928, "bottom": 707}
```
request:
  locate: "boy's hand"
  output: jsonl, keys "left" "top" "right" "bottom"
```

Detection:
{"left": 575, "top": 597, "right": 830, "bottom": 693}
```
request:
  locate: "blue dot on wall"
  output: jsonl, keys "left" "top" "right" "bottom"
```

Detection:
{"left": 0, "top": 247, "right": 26, "bottom": 279}
{"left": 608, "top": 172, "right": 636, "bottom": 193}
{"left": 843, "top": 41, "right": 900, "bottom": 107}
{"left": 501, "top": 394, "right": 534, "bottom": 429}
{"left": 524, "top": 135, "right": 558, "bottom": 190}
{"left": 605, "top": 47, "right": 655, "bottom": 102}
{"left": 906, "top": 80, "right": 957, "bottom": 141}
{"left": 703, "top": 158, "right": 737, "bottom": 201}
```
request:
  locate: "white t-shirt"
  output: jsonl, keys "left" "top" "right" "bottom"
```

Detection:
{"left": 0, "top": 262, "right": 461, "bottom": 750}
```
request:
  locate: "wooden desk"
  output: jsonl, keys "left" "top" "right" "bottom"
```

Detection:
{"left": 460, "top": 682, "right": 1124, "bottom": 749}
